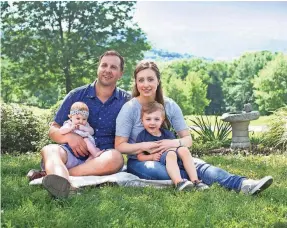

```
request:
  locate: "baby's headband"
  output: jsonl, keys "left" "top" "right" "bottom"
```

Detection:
{"left": 70, "top": 109, "right": 89, "bottom": 118}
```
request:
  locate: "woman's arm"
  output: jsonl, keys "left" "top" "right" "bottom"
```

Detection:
{"left": 177, "top": 129, "right": 193, "bottom": 147}
{"left": 151, "top": 129, "right": 192, "bottom": 154}
{"left": 115, "top": 136, "right": 159, "bottom": 155}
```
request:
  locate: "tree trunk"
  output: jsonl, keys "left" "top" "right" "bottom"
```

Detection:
{"left": 64, "top": 64, "right": 71, "bottom": 94}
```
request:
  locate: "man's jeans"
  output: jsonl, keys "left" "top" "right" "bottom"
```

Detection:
{"left": 127, "top": 158, "right": 245, "bottom": 191}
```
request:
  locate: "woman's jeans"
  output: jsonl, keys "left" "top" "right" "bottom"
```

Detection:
{"left": 127, "top": 158, "right": 245, "bottom": 191}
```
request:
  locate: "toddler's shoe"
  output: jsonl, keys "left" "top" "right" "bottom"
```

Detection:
{"left": 175, "top": 180, "right": 194, "bottom": 191}
{"left": 194, "top": 182, "right": 209, "bottom": 191}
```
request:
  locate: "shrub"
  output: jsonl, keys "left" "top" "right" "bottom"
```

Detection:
{"left": 191, "top": 139, "right": 231, "bottom": 156}
{"left": 35, "top": 100, "right": 62, "bottom": 151}
{"left": 1, "top": 102, "right": 46, "bottom": 153}
{"left": 262, "top": 107, "right": 287, "bottom": 151}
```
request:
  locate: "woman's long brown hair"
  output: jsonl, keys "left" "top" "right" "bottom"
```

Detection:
{"left": 132, "top": 60, "right": 171, "bottom": 129}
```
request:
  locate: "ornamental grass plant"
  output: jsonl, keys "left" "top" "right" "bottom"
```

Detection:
{"left": 188, "top": 115, "right": 231, "bottom": 143}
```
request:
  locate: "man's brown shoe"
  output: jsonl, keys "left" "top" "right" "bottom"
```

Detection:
{"left": 27, "top": 169, "right": 47, "bottom": 182}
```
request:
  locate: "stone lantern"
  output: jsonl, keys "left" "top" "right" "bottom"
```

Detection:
{"left": 221, "top": 104, "right": 260, "bottom": 149}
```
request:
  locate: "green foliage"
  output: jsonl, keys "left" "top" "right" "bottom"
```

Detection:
{"left": 1, "top": 1, "right": 150, "bottom": 107}
{"left": 1, "top": 59, "right": 64, "bottom": 108}
{"left": 35, "top": 101, "right": 63, "bottom": 151}
{"left": 1, "top": 102, "right": 48, "bottom": 153}
{"left": 183, "top": 72, "right": 210, "bottom": 114}
{"left": 262, "top": 107, "right": 287, "bottom": 151}
{"left": 191, "top": 139, "right": 230, "bottom": 156}
{"left": 189, "top": 116, "right": 231, "bottom": 143}
{"left": 223, "top": 51, "right": 275, "bottom": 112}
{"left": 253, "top": 54, "right": 287, "bottom": 114}
{"left": 161, "top": 61, "right": 210, "bottom": 115}
{"left": 205, "top": 61, "right": 228, "bottom": 114}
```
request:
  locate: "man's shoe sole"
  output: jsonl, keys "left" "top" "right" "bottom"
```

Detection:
{"left": 250, "top": 176, "right": 273, "bottom": 195}
{"left": 42, "top": 174, "right": 70, "bottom": 198}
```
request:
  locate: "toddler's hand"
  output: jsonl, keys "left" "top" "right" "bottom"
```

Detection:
{"left": 152, "top": 152, "right": 162, "bottom": 161}
{"left": 78, "top": 124, "right": 84, "bottom": 130}
{"left": 71, "top": 124, "right": 77, "bottom": 130}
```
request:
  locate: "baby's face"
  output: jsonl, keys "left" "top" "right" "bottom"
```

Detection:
{"left": 142, "top": 110, "right": 164, "bottom": 136}
{"left": 70, "top": 114, "right": 87, "bottom": 126}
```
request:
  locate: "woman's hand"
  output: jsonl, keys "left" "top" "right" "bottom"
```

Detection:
{"left": 140, "top": 142, "right": 160, "bottom": 154}
{"left": 150, "top": 139, "right": 179, "bottom": 154}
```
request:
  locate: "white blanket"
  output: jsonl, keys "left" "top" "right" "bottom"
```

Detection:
{"left": 30, "top": 158, "right": 208, "bottom": 188}
{"left": 29, "top": 170, "right": 173, "bottom": 188}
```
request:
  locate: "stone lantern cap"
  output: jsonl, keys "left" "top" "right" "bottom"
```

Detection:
{"left": 221, "top": 111, "right": 260, "bottom": 122}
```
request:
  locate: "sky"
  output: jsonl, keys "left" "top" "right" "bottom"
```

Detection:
{"left": 133, "top": 1, "right": 287, "bottom": 60}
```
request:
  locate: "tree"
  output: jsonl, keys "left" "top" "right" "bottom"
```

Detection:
{"left": 183, "top": 72, "right": 210, "bottom": 115}
{"left": 253, "top": 54, "right": 287, "bottom": 114}
{"left": 161, "top": 66, "right": 210, "bottom": 115}
{"left": 1, "top": 1, "right": 150, "bottom": 106}
{"left": 222, "top": 51, "right": 275, "bottom": 111}
{"left": 205, "top": 61, "right": 228, "bottom": 114}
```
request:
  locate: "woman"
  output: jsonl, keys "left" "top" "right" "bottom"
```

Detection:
{"left": 115, "top": 60, "right": 273, "bottom": 195}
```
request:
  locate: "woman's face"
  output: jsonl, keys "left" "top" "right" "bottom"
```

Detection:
{"left": 136, "top": 68, "right": 159, "bottom": 98}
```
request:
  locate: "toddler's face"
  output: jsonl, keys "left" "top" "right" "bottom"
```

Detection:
{"left": 70, "top": 114, "right": 87, "bottom": 126}
{"left": 142, "top": 110, "right": 164, "bottom": 136}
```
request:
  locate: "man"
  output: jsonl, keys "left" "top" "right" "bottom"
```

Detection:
{"left": 34, "top": 50, "right": 130, "bottom": 198}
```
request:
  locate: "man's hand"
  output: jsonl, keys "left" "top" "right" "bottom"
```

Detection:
{"left": 67, "top": 134, "right": 89, "bottom": 157}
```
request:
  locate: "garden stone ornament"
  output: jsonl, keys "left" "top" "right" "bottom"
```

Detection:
{"left": 221, "top": 104, "right": 260, "bottom": 149}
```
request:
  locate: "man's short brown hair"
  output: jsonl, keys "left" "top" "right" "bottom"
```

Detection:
{"left": 99, "top": 50, "right": 124, "bottom": 71}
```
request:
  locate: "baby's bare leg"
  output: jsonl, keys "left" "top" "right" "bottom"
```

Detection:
{"left": 83, "top": 138, "right": 101, "bottom": 158}
{"left": 177, "top": 147, "right": 199, "bottom": 182}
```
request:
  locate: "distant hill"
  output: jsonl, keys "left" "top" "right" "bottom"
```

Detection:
{"left": 144, "top": 48, "right": 194, "bottom": 61}
{"left": 144, "top": 48, "right": 213, "bottom": 61}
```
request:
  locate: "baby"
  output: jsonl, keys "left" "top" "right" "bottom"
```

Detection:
{"left": 59, "top": 101, "right": 102, "bottom": 160}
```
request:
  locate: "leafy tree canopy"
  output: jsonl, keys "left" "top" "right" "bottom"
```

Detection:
{"left": 222, "top": 51, "right": 275, "bottom": 111}
{"left": 253, "top": 54, "right": 287, "bottom": 114}
{"left": 1, "top": 1, "right": 150, "bottom": 107}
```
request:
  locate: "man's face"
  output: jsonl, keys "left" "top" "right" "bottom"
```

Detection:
{"left": 142, "top": 110, "right": 164, "bottom": 136}
{"left": 97, "top": 55, "right": 123, "bottom": 87}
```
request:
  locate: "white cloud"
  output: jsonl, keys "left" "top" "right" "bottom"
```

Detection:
{"left": 133, "top": 1, "right": 287, "bottom": 59}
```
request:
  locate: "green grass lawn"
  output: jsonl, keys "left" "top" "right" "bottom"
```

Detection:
{"left": 2, "top": 153, "right": 286, "bottom": 227}
{"left": 185, "top": 115, "right": 273, "bottom": 127}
